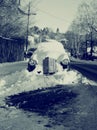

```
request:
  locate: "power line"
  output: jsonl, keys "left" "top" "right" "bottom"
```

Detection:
{"left": 38, "top": 8, "right": 70, "bottom": 23}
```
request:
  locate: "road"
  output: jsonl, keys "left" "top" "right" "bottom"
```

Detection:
{"left": 69, "top": 58, "right": 97, "bottom": 81}
{"left": 0, "top": 61, "right": 28, "bottom": 77}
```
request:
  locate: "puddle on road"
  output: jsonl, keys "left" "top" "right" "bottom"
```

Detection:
{"left": 5, "top": 85, "right": 78, "bottom": 115}
{"left": 4, "top": 85, "right": 79, "bottom": 129}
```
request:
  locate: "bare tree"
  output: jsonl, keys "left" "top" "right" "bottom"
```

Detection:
{"left": 67, "top": 0, "right": 97, "bottom": 58}
{"left": 0, "top": 0, "right": 37, "bottom": 38}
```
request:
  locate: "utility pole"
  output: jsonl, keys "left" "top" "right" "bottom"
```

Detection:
{"left": 25, "top": 2, "right": 36, "bottom": 52}
{"left": 19, "top": 0, "right": 21, "bottom": 5}
{"left": 18, "top": 1, "right": 36, "bottom": 53}
{"left": 26, "top": 2, "right": 30, "bottom": 52}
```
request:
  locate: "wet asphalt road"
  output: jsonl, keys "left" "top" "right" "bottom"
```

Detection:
{"left": 69, "top": 58, "right": 97, "bottom": 81}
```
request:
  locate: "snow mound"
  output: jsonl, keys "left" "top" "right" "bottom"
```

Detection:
{"left": 0, "top": 68, "right": 82, "bottom": 97}
{"left": 0, "top": 66, "right": 97, "bottom": 97}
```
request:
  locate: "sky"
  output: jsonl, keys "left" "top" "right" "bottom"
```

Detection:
{"left": 35, "top": 0, "right": 82, "bottom": 33}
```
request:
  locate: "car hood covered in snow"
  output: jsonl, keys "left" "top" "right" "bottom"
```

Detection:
{"left": 32, "top": 40, "right": 69, "bottom": 64}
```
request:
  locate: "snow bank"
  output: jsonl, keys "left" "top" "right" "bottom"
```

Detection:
{"left": 0, "top": 67, "right": 96, "bottom": 97}
{"left": 0, "top": 66, "right": 97, "bottom": 97}
{"left": 0, "top": 68, "right": 82, "bottom": 97}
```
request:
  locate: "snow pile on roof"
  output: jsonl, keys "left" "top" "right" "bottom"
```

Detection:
{"left": 32, "top": 39, "right": 69, "bottom": 65}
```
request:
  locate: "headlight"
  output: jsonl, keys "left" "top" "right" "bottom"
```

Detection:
{"left": 28, "top": 59, "right": 37, "bottom": 66}
{"left": 62, "top": 59, "right": 69, "bottom": 64}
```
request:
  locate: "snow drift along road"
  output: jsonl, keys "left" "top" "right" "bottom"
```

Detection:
{"left": 0, "top": 69, "right": 82, "bottom": 97}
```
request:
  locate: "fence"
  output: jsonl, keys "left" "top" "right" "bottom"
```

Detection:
{"left": 0, "top": 36, "right": 24, "bottom": 63}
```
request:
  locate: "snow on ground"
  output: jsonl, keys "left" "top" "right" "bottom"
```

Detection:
{"left": 0, "top": 68, "right": 81, "bottom": 97}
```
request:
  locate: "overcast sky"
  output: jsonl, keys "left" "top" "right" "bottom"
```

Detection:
{"left": 35, "top": 0, "right": 82, "bottom": 32}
